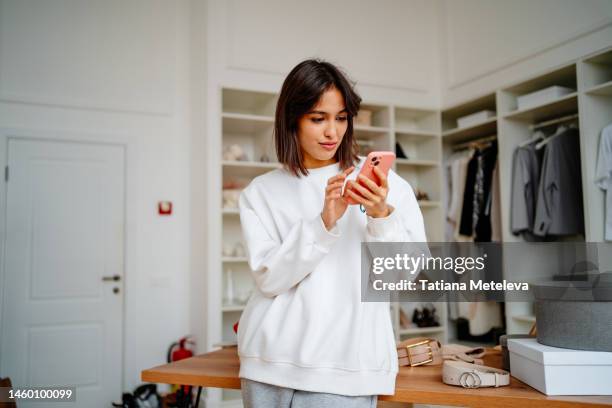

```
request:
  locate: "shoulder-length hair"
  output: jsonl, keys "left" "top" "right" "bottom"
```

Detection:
{"left": 274, "top": 59, "right": 362, "bottom": 177}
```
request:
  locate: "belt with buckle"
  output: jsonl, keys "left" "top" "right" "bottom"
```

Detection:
{"left": 442, "top": 360, "right": 510, "bottom": 388}
{"left": 396, "top": 337, "right": 442, "bottom": 367}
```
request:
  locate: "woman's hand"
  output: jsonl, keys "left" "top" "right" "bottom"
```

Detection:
{"left": 321, "top": 166, "right": 355, "bottom": 230}
{"left": 343, "top": 165, "right": 392, "bottom": 218}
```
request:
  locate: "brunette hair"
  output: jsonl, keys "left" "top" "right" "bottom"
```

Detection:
{"left": 274, "top": 59, "right": 361, "bottom": 177}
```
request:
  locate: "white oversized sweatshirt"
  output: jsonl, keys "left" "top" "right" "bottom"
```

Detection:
{"left": 237, "top": 156, "right": 427, "bottom": 396}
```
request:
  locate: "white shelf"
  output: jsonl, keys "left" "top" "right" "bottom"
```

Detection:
{"left": 222, "top": 112, "right": 274, "bottom": 134}
{"left": 222, "top": 160, "right": 280, "bottom": 169}
{"left": 396, "top": 158, "right": 439, "bottom": 167}
{"left": 354, "top": 124, "right": 390, "bottom": 133}
{"left": 222, "top": 304, "right": 246, "bottom": 312}
{"left": 584, "top": 80, "right": 612, "bottom": 96}
{"left": 503, "top": 92, "right": 578, "bottom": 122}
{"left": 399, "top": 326, "right": 445, "bottom": 336}
{"left": 222, "top": 257, "right": 248, "bottom": 263}
{"left": 395, "top": 128, "right": 438, "bottom": 138}
{"left": 222, "top": 208, "right": 240, "bottom": 215}
{"left": 442, "top": 117, "right": 497, "bottom": 143}
{"left": 222, "top": 112, "right": 274, "bottom": 122}
{"left": 418, "top": 200, "right": 440, "bottom": 208}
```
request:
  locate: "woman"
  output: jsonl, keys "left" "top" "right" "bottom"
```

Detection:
{"left": 238, "top": 59, "right": 427, "bottom": 407}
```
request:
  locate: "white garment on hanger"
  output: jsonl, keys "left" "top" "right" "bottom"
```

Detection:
{"left": 445, "top": 150, "right": 473, "bottom": 242}
{"left": 596, "top": 123, "right": 612, "bottom": 241}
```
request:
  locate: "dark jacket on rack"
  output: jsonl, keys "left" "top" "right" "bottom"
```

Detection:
{"left": 533, "top": 127, "right": 584, "bottom": 236}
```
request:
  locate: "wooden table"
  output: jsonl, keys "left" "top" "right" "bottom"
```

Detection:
{"left": 142, "top": 347, "right": 612, "bottom": 408}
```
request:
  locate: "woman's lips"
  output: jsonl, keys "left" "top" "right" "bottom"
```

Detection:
{"left": 319, "top": 142, "right": 337, "bottom": 150}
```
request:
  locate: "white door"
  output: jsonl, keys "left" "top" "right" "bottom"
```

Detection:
{"left": 1, "top": 138, "right": 125, "bottom": 407}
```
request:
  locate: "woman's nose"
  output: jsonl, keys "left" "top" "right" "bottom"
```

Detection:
{"left": 324, "top": 122, "right": 337, "bottom": 138}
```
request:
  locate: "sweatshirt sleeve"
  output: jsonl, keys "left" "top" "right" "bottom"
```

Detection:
{"left": 364, "top": 173, "right": 428, "bottom": 243}
{"left": 239, "top": 185, "right": 341, "bottom": 298}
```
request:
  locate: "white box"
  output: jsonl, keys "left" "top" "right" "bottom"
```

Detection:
{"left": 516, "top": 86, "right": 574, "bottom": 111}
{"left": 456, "top": 110, "right": 495, "bottom": 128}
{"left": 508, "top": 338, "right": 612, "bottom": 395}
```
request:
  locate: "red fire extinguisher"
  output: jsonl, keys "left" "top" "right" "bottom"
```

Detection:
{"left": 168, "top": 336, "right": 194, "bottom": 363}
{"left": 167, "top": 336, "right": 195, "bottom": 399}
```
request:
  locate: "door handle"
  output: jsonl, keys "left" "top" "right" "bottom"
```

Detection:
{"left": 102, "top": 275, "right": 122, "bottom": 282}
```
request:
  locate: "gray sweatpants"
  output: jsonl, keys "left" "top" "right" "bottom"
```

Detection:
{"left": 240, "top": 378, "right": 378, "bottom": 408}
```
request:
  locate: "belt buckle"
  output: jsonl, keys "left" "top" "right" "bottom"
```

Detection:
{"left": 405, "top": 339, "right": 433, "bottom": 367}
{"left": 459, "top": 371, "right": 482, "bottom": 388}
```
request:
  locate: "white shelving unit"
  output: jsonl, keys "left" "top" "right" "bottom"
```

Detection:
{"left": 440, "top": 47, "right": 612, "bottom": 335}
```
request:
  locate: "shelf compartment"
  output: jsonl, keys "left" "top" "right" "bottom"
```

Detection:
{"left": 394, "top": 166, "right": 441, "bottom": 202}
{"left": 582, "top": 48, "right": 612, "bottom": 90}
{"left": 356, "top": 103, "right": 391, "bottom": 128}
{"left": 396, "top": 132, "right": 441, "bottom": 162}
{"left": 222, "top": 88, "right": 277, "bottom": 116}
{"left": 502, "top": 93, "right": 578, "bottom": 122}
{"left": 442, "top": 117, "right": 497, "bottom": 144}
{"left": 222, "top": 113, "right": 274, "bottom": 134}
{"left": 395, "top": 107, "right": 439, "bottom": 135}
{"left": 442, "top": 93, "right": 496, "bottom": 133}
{"left": 499, "top": 64, "right": 577, "bottom": 115}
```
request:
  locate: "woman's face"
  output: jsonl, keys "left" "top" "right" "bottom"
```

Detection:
{"left": 297, "top": 86, "right": 348, "bottom": 169}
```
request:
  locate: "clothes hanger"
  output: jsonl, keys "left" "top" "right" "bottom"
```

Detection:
{"left": 518, "top": 130, "right": 545, "bottom": 147}
{"left": 535, "top": 124, "right": 569, "bottom": 150}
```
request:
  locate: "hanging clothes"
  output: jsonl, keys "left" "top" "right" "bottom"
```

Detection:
{"left": 533, "top": 127, "right": 584, "bottom": 237}
{"left": 490, "top": 160, "right": 502, "bottom": 242}
{"left": 473, "top": 142, "right": 498, "bottom": 242}
{"left": 595, "top": 123, "right": 612, "bottom": 241}
{"left": 510, "top": 143, "right": 544, "bottom": 240}
{"left": 445, "top": 149, "right": 474, "bottom": 242}
{"left": 458, "top": 141, "right": 498, "bottom": 241}
{"left": 458, "top": 150, "right": 480, "bottom": 239}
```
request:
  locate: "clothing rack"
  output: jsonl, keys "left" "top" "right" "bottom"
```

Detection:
{"left": 452, "top": 134, "right": 497, "bottom": 151}
{"left": 529, "top": 113, "right": 579, "bottom": 131}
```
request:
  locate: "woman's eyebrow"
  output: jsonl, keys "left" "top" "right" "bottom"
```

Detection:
{"left": 307, "top": 109, "right": 348, "bottom": 115}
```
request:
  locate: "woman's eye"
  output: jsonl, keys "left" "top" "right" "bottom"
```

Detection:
{"left": 336, "top": 116, "right": 347, "bottom": 121}
{"left": 311, "top": 117, "right": 324, "bottom": 123}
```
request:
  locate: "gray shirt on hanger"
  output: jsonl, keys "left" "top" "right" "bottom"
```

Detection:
{"left": 533, "top": 127, "right": 584, "bottom": 237}
{"left": 511, "top": 144, "right": 542, "bottom": 236}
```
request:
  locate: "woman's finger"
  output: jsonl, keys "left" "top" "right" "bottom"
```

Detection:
{"left": 349, "top": 180, "right": 379, "bottom": 202}
{"left": 357, "top": 174, "right": 383, "bottom": 197}
{"left": 325, "top": 181, "right": 344, "bottom": 194}
{"left": 372, "top": 165, "right": 389, "bottom": 189}
{"left": 327, "top": 166, "right": 355, "bottom": 185}
{"left": 346, "top": 189, "right": 374, "bottom": 207}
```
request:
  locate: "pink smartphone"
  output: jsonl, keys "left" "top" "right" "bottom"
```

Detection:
{"left": 344, "top": 151, "right": 395, "bottom": 205}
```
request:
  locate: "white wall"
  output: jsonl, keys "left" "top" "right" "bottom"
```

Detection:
{"left": 0, "top": 0, "right": 192, "bottom": 393}
{"left": 439, "top": 0, "right": 612, "bottom": 106}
